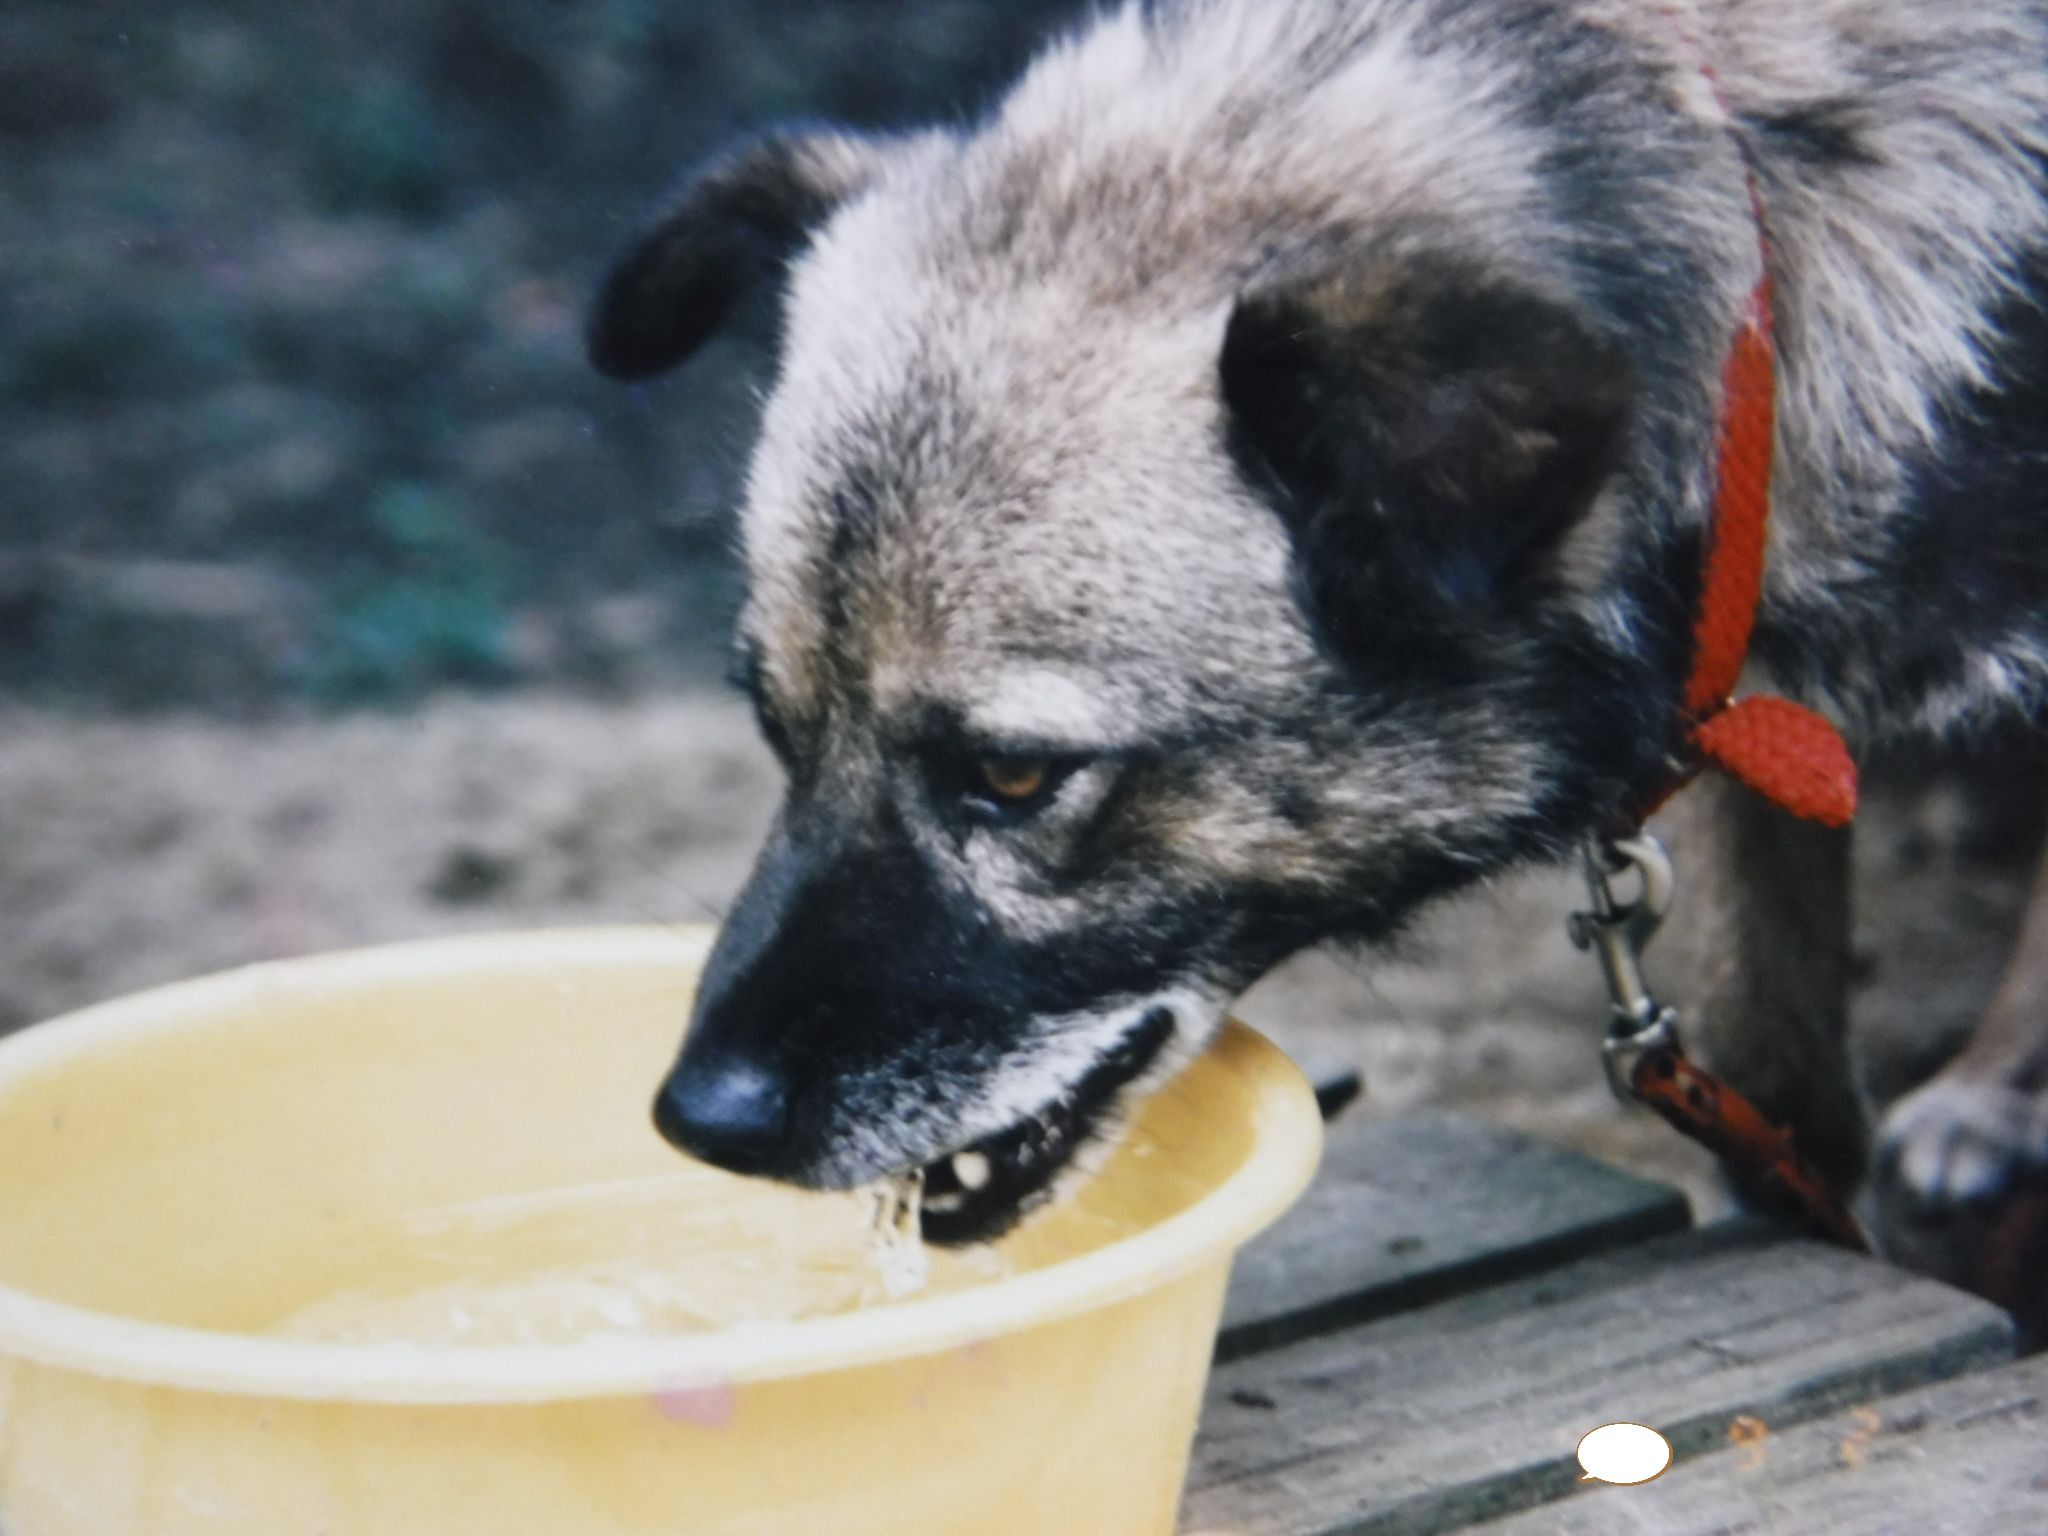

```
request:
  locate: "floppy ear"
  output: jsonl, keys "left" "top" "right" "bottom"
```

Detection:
{"left": 587, "top": 129, "right": 897, "bottom": 381}
{"left": 1219, "top": 263, "right": 1633, "bottom": 638}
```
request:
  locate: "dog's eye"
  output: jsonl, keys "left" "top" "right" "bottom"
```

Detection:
{"left": 977, "top": 754, "right": 1052, "bottom": 803}
{"left": 949, "top": 751, "right": 1086, "bottom": 823}
{"left": 924, "top": 736, "right": 1090, "bottom": 825}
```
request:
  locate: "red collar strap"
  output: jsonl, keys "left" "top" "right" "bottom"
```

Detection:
{"left": 1589, "top": 288, "right": 1871, "bottom": 1243}
{"left": 1634, "top": 271, "right": 1860, "bottom": 830}
{"left": 1578, "top": 31, "right": 1869, "bottom": 1257}
{"left": 1630, "top": 3, "right": 1859, "bottom": 832}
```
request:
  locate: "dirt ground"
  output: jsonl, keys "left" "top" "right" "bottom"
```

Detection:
{"left": 2, "top": 693, "right": 2035, "bottom": 1217}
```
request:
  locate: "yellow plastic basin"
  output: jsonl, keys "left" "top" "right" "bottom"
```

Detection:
{"left": 0, "top": 927, "right": 1321, "bottom": 1534}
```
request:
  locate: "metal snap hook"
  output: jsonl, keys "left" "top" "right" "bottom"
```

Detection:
{"left": 1568, "top": 834, "right": 1682, "bottom": 1100}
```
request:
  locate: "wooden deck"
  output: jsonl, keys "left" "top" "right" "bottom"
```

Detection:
{"left": 1183, "top": 1108, "right": 2043, "bottom": 1536}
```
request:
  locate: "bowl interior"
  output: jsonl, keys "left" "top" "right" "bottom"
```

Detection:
{"left": 0, "top": 928, "right": 1310, "bottom": 1396}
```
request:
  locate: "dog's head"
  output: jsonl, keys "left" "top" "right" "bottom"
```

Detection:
{"left": 592, "top": 44, "right": 1701, "bottom": 1238}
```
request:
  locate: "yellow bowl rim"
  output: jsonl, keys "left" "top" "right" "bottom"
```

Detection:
{"left": 0, "top": 926, "right": 1323, "bottom": 1404}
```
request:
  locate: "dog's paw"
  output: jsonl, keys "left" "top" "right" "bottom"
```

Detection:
{"left": 1875, "top": 1072, "right": 2048, "bottom": 1211}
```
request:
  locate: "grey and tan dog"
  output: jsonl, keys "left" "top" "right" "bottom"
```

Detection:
{"left": 589, "top": 0, "right": 2048, "bottom": 1322}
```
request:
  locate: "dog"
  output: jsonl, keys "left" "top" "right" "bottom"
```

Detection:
{"left": 587, "top": 0, "right": 2048, "bottom": 1322}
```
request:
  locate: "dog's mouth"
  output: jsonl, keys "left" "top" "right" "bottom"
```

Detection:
{"left": 916, "top": 1005, "right": 1179, "bottom": 1246}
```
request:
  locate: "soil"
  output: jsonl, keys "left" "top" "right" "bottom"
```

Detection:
{"left": 4, "top": 693, "right": 2035, "bottom": 1218}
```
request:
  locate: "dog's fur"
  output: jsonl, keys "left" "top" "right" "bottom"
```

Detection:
{"left": 592, "top": 0, "right": 2048, "bottom": 1311}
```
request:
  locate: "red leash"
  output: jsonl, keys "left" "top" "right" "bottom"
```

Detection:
{"left": 1578, "top": 80, "right": 1865, "bottom": 1247}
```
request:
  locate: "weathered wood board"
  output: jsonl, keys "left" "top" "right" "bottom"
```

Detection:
{"left": 1183, "top": 1222, "right": 2016, "bottom": 1536}
{"left": 1469, "top": 1352, "right": 2048, "bottom": 1536}
{"left": 1218, "top": 1110, "right": 1692, "bottom": 1361}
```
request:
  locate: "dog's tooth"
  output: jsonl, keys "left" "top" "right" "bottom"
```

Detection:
{"left": 952, "top": 1151, "right": 993, "bottom": 1191}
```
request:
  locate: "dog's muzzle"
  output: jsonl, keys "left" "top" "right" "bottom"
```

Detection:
{"left": 651, "top": 1004, "right": 1179, "bottom": 1245}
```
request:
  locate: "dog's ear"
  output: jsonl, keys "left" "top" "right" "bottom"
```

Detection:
{"left": 588, "top": 129, "right": 900, "bottom": 381}
{"left": 1220, "top": 263, "right": 1633, "bottom": 635}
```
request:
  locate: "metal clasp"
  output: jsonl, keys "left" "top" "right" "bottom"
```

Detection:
{"left": 1568, "top": 835, "right": 1682, "bottom": 1102}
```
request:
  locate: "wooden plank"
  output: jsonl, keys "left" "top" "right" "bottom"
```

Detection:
{"left": 1218, "top": 1111, "right": 1691, "bottom": 1361}
{"left": 1470, "top": 1353, "right": 2048, "bottom": 1536}
{"left": 1183, "top": 1222, "right": 2015, "bottom": 1536}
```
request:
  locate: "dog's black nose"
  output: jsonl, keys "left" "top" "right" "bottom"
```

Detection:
{"left": 652, "top": 1058, "right": 793, "bottom": 1175}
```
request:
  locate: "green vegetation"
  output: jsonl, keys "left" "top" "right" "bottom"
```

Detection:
{"left": 0, "top": 0, "right": 1085, "bottom": 711}
{"left": 298, "top": 483, "right": 513, "bottom": 704}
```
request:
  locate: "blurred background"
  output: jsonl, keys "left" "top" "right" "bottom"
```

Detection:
{"left": 2, "top": 0, "right": 2040, "bottom": 1211}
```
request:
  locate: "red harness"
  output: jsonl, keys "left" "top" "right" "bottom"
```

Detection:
{"left": 1586, "top": 78, "right": 1866, "bottom": 1246}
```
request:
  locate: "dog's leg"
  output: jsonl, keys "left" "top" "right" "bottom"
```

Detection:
{"left": 1660, "top": 774, "right": 1867, "bottom": 1200}
{"left": 1875, "top": 826, "right": 2048, "bottom": 1339}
